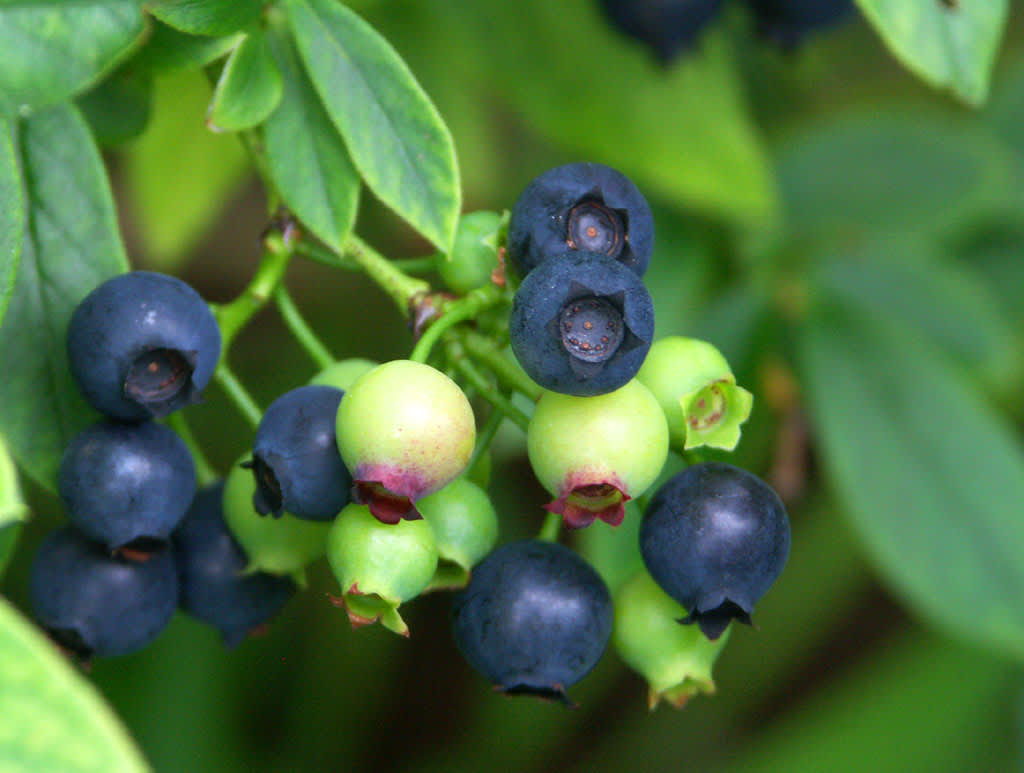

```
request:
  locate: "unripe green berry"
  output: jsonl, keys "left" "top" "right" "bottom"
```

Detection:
{"left": 637, "top": 336, "right": 752, "bottom": 452}
{"left": 223, "top": 456, "right": 331, "bottom": 578}
{"left": 614, "top": 571, "right": 730, "bottom": 709}
{"left": 310, "top": 357, "right": 379, "bottom": 391}
{"left": 336, "top": 360, "right": 476, "bottom": 524}
{"left": 326, "top": 503, "right": 438, "bottom": 637}
{"left": 528, "top": 380, "right": 668, "bottom": 528}
{"left": 436, "top": 211, "right": 506, "bottom": 295}
{"left": 417, "top": 477, "right": 499, "bottom": 590}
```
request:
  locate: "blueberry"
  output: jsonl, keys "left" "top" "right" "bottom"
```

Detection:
{"left": 29, "top": 526, "right": 178, "bottom": 658}
{"left": 173, "top": 483, "right": 296, "bottom": 646}
{"left": 743, "top": 0, "right": 855, "bottom": 48}
{"left": 639, "top": 462, "right": 790, "bottom": 639}
{"left": 507, "top": 163, "right": 654, "bottom": 278}
{"left": 510, "top": 252, "right": 654, "bottom": 396}
{"left": 67, "top": 271, "right": 221, "bottom": 421}
{"left": 59, "top": 420, "right": 196, "bottom": 553}
{"left": 452, "top": 540, "right": 613, "bottom": 701}
{"left": 244, "top": 385, "right": 350, "bottom": 521}
{"left": 599, "top": 0, "right": 724, "bottom": 63}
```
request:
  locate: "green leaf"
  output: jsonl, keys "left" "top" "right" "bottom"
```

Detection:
{"left": 0, "top": 104, "right": 128, "bottom": 492}
{"left": 798, "top": 305, "right": 1024, "bottom": 660}
{"left": 208, "top": 31, "right": 283, "bottom": 133}
{"left": 0, "top": 117, "right": 22, "bottom": 329}
{"left": 776, "top": 109, "right": 1012, "bottom": 238}
{"left": 457, "top": 0, "right": 775, "bottom": 225}
{"left": 147, "top": 0, "right": 263, "bottom": 36}
{"left": 263, "top": 30, "right": 360, "bottom": 253}
{"left": 123, "top": 68, "right": 251, "bottom": 268}
{"left": 0, "top": 597, "right": 151, "bottom": 773}
{"left": 0, "top": 1, "right": 147, "bottom": 118}
{"left": 286, "top": 0, "right": 460, "bottom": 252}
{"left": 813, "top": 249, "right": 1018, "bottom": 391}
{"left": 76, "top": 69, "right": 152, "bottom": 147}
{"left": 132, "top": 20, "right": 243, "bottom": 73}
{"left": 855, "top": 0, "right": 1008, "bottom": 106}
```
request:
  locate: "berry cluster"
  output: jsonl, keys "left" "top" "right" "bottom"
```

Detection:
{"left": 599, "top": 0, "right": 855, "bottom": 62}
{"left": 27, "top": 164, "right": 790, "bottom": 708}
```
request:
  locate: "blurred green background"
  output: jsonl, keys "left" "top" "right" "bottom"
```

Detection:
{"left": 4, "top": 1, "right": 1024, "bottom": 771}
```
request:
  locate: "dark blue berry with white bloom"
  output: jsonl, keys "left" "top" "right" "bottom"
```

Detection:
{"left": 507, "top": 163, "right": 654, "bottom": 278}
{"left": 173, "top": 483, "right": 296, "bottom": 646}
{"left": 452, "top": 539, "right": 613, "bottom": 701}
{"left": 245, "top": 385, "right": 350, "bottom": 521}
{"left": 59, "top": 420, "right": 196, "bottom": 552}
{"left": 29, "top": 527, "right": 179, "bottom": 659}
{"left": 640, "top": 462, "right": 790, "bottom": 639}
{"left": 67, "top": 271, "right": 221, "bottom": 421}
{"left": 510, "top": 252, "right": 654, "bottom": 396}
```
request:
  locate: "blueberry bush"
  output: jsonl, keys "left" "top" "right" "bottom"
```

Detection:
{"left": 1, "top": 1, "right": 1024, "bottom": 771}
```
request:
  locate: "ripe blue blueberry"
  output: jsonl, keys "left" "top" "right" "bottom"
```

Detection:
{"left": 244, "top": 385, "right": 350, "bottom": 521}
{"left": 67, "top": 271, "right": 221, "bottom": 421}
{"left": 599, "top": 0, "right": 724, "bottom": 63}
{"left": 510, "top": 252, "right": 654, "bottom": 396}
{"left": 452, "top": 540, "right": 613, "bottom": 701}
{"left": 743, "top": 0, "right": 854, "bottom": 47}
{"left": 59, "top": 420, "right": 196, "bottom": 553}
{"left": 173, "top": 483, "right": 296, "bottom": 646}
{"left": 29, "top": 526, "right": 179, "bottom": 659}
{"left": 507, "top": 163, "right": 654, "bottom": 278}
{"left": 640, "top": 462, "right": 791, "bottom": 639}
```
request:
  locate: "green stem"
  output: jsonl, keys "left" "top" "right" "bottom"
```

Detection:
{"left": 342, "top": 234, "right": 430, "bottom": 314}
{"left": 167, "top": 414, "right": 218, "bottom": 487}
{"left": 396, "top": 256, "right": 437, "bottom": 275}
{"left": 294, "top": 241, "right": 363, "bottom": 271}
{"left": 682, "top": 450, "right": 707, "bottom": 467}
{"left": 213, "top": 232, "right": 294, "bottom": 349}
{"left": 409, "top": 284, "right": 505, "bottom": 364}
{"left": 467, "top": 407, "right": 503, "bottom": 473}
{"left": 459, "top": 329, "right": 542, "bottom": 401}
{"left": 537, "top": 511, "right": 562, "bottom": 543}
{"left": 274, "top": 286, "right": 334, "bottom": 369}
{"left": 215, "top": 364, "right": 262, "bottom": 429}
{"left": 447, "top": 342, "right": 530, "bottom": 432}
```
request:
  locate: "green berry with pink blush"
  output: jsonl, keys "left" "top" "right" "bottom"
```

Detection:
{"left": 335, "top": 360, "right": 476, "bottom": 524}
{"left": 527, "top": 379, "right": 669, "bottom": 529}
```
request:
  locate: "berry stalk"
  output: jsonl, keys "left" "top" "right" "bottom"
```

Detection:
{"left": 274, "top": 286, "right": 334, "bottom": 369}
{"left": 410, "top": 283, "right": 506, "bottom": 364}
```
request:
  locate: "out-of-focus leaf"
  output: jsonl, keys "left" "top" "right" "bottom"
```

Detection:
{"left": 776, "top": 109, "right": 1012, "bottom": 238}
{"left": 813, "top": 251, "right": 1018, "bottom": 391}
{"left": 459, "top": 0, "right": 776, "bottom": 226}
{"left": 132, "top": 20, "right": 242, "bottom": 73}
{"left": 0, "top": 104, "right": 127, "bottom": 492}
{"left": 985, "top": 55, "right": 1024, "bottom": 218}
{"left": 725, "top": 631, "right": 1016, "bottom": 772}
{"left": 0, "top": 1, "right": 146, "bottom": 117}
{"left": 263, "top": 30, "right": 359, "bottom": 254}
{"left": 208, "top": 30, "right": 282, "bottom": 132}
{"left": 855, "top": 0, "right": 1008, "bottom": 106}
{"left": 286, "top": 0, "right": 460, "bottom": 252}
{"left": 952, "top": 227, "right": 1024, "bottom": 331}
{"left": 123, "top": 68, "right": 251, "bottom": 268}
{"left": 147, "top": 0, "right": 263, "bottom": 36}
{"left": 0, "top": 117, "right": 21, "bottom": 328}
{"left": 76, "top": 69, "right": 152, "bottom": 147}
{"left": 0, "top": 597, "right": 151, "bottom": 773}
{"left": 799, "top": 305, "right": 1024, "bottom": 660}
{"left": 0, "top": 434, "right": 27, "bottom": 577}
